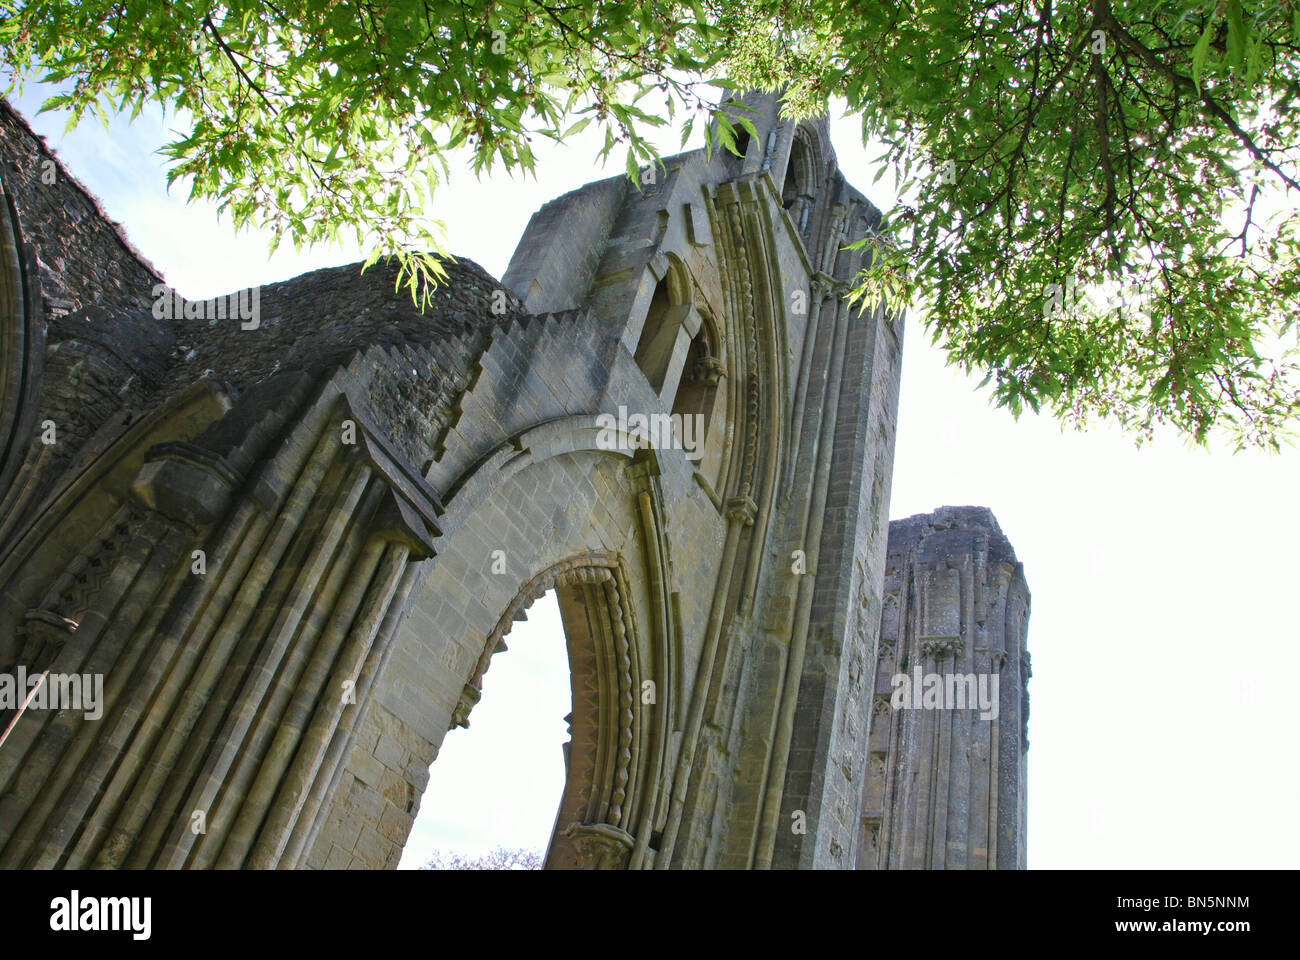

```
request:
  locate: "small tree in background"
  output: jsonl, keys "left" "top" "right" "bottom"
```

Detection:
{"left": 421, "top": 846, "right": 544, "bottom": 870}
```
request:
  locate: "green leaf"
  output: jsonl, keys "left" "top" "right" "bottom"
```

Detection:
{"left": 1191, "top": 13, "right": 1215, "bottom": 93}
{"left": 1225, "top": 0, "right": 1245, "bottom": 73}
{"left": 563, "top": 116, "right": 593, "bottom": 138}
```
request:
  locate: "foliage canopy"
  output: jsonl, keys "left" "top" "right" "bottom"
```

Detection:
{"left": 3, "top": 0, "right": 1298, "bottom": 448}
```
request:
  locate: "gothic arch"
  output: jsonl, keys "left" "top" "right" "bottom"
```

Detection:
{"left": 710, "top": 177, "right": 795, "bottom": 570}
{"left": 447, "top": 552, "right": 655, "bottom": 869}
{"left": 671, "top": 307, "right": 726, "bottom": 480}
{"left": 781, "top": 123, "right": 823, "bottom": 239}
{"left": 339, "top": 408, "right": 687, "bottom": 870}
{"left": 632, "top": 254, "right": 695, "bottom": 395}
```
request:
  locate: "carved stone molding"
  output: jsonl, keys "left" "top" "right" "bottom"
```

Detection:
{"left": 449, "top": 553, "right": 640, "bottom": 847}
{"left": 724, "top": 495, "right": 757, "bottom": 526}
{"left": 451, "top": 554, "right": 618, "bottom": 731}
{"left": 690, "top": 353, "right": 726, "bottom": 387}
{"left": 131, "top": 440, "right": 240, "bottom": 528}
{"left": 920, "top": 636, "right": 963, "bottom": 660}
{"left": 564, "top": 822, "right": 634, "bottom": 870}
{"left": 449, "top": 685, "right": 480, "bottom": 730}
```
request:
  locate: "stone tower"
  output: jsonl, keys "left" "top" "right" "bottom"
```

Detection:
{"left": 0, "top": 92, "right": 1030, "bottom": 869}
{"left": 861, "top": 507, "right": 1030, "bottom": 869}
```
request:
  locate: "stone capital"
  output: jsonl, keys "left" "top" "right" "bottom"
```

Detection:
{"left": 920, "top": 636, "right": 963, "bottom": 660}
{"left": 725, "top": 496, "right": 757, "bottom": 526}
{"left": 564, "top": 823, "right": 635, "bottom": 870}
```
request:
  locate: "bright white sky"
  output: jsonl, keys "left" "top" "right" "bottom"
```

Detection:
{"left": 13, "top": 82, "right": 1298, "bottom": 870}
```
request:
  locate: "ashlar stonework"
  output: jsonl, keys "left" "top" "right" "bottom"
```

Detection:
{"left": 0, "top": 92, "right": 1030, "bottom": 869}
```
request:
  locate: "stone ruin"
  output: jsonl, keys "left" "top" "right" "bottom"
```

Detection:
{"left": 0, "top": 92, "right": 1029, "bottom": 869}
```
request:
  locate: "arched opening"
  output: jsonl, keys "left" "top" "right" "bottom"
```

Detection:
{"left": 399, "top": 590, "right": 570, "bottom": 868}
{"left": 670, "top": 316, "right": 725, "bottom": 472}
{"left": 633, "top": 275, "right": 676, "bottom": 392}
{"left": 403, "top": 555, "right": 651, "bottom": 870}
{"left": 781, "top": 149, "right": 803, "bottom": 211}
{"left": 782, "top": 129, "right": 816, "bottom": 237}
{"left": 733, "top": 128, "right": 751, "bottom": 163}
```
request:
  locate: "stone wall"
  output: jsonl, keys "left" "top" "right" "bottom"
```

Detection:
{"left": 0, "top": 92, "right": 1029, "bottom": 870}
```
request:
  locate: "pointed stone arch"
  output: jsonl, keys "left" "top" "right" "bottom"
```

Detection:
{"left": 632, "top": 254, "right": 699, "bottom": 398}
{"left": 781, "top": 123, "right": 823, "bottom": 239}
{"left": 324, "top": 410, "right": 687, "bottom": 871}
{"left": 449, "top": 552, "right": 653, "bottom": 869}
